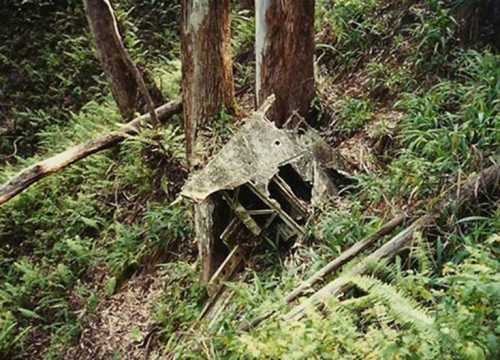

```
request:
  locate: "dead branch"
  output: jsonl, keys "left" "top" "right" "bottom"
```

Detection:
{"left": 285, "top": 214, "right": 407, "bottom": 303}
{"left": 284, "top": 164, "right": 500, "bottom": 321}
{"left": 0, "top": 100, "right": 182, "bottom": 207}
{"left": 239, "top": 214, "right": 406, "bottom": 331}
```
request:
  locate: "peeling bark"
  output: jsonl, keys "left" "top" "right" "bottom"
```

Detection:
{"left": 194, "top": 196, "right": 217, "bottom": 283}
{"left": 181, "top": 0, "right": 236, "bottom": 283}
{"left": 255, "top": 0, "right": 315, "bottom": 125}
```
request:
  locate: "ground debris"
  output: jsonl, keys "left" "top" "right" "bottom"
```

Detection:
{"left": 65, "top": 271, "right": 164, "bottom": 360}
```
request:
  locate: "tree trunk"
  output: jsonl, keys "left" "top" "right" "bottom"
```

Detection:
{"left": 181, "top": 0, "right": 236, "bottom": 166}
{"left": 84, "top": 0, "right": 139, "bottom": 120}
{"left": 255, "top": 0, "right": 315, "bottom": 126}
{"left": 181, "top": 0, "right": 236, "bottom": 283}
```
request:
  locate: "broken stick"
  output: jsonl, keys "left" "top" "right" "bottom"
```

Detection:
{"left": 0, "top": 100, "right": 182, "bottom": 207}
{"left": 284, "top": 164, "right": 500, "bottom": 322}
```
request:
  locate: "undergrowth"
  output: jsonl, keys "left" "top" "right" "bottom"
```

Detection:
{"left": 1, "top": 0, "right": 499, "bottom": 359}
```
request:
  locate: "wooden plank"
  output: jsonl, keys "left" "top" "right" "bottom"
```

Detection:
{"left": 272, "top": 174, "right": 309, "bottom": 216}
{"left": 222, "top": 192, "right": 263, "bottom": 236}
{"left": 246, "top": 182, "right": 305, "bottom": 236}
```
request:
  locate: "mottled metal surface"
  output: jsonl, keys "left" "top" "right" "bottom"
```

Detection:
{"left": 182, "top": 114, "right": 305, "bottom": 201}
{"left": 181, "top": 109, "right": 342, "bottom": 206}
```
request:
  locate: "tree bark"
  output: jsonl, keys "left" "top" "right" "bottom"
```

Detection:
{"left": 255, "top": 0, "right": 315, "bottom": 126}
{"left": 0, "top": 101, "right": 182, "bottom": 207}
{"left": 181, "top": 0, "right": 236, "bottom": 166}
{"left": 84, "top": 0, "right": 139, "bottom": 120}
{"left": 181, "top": 0, "right": 236, "bottom": 283}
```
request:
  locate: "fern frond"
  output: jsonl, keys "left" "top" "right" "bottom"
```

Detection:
{"left": 348, "top": 275, "right": 435, "bottom": 331}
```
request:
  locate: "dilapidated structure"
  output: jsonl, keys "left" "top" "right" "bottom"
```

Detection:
{"left": 181, "top": 101, "right": 347, "bottom": 309}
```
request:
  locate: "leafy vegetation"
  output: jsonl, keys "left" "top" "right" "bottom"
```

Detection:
{"left": 1, "top": 0, "right": 499, "bottom": 359}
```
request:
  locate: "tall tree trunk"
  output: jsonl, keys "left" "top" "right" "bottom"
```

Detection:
{"left": 84, "top": 0, "right": 139, "bottom": 120}
{"left": 181, "top": 0, "right": 235, "bottom": 167}
{"left": 255, "top": 0, "right": 315, "bottom": 126}
{"left": 181, "top": 0, "right": 236, "bottom": 283}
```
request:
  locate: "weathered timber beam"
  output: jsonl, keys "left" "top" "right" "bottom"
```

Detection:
{"left": 246, "top": 182, "right": 305, "bottom": 236}
{"left": 0, "top": 100, "right": 182, "bottom": 207}
{"left": 240, "top": 165, "right": 500, "bottom": 330}
{"left": 284, "top": 214, "right": 407, "bottom": 303}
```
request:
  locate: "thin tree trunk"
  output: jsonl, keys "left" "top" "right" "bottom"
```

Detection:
{"left": 181, "top": 0, "right": 236, "bottom": 283}
{"left": 85, "top": 0, "right": 163, "bottom": 125}
{"left": 255, "top": 0, "right": 315, "bottom": 126}
{"left": 0, "top": 101, "right": 182, "bottom": 207}
{"left": 84, "top": 0, "right": 139, "bottom": 120}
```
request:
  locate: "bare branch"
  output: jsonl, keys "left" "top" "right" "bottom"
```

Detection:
{"left": 0, "top": 101, "right": 182, "bottom": 207}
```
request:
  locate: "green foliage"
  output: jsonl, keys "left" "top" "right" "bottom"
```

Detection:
{"left": 0, "top": 92, "right": 189, "bottom": 356}
{"left": 366, "top": 62, "right": 418, "bottom": 96}
{"left": 237, "top": 238, "right": 499, "bottom": 359}
{"left": 106, "top": 203, "right": 191, "bottom": 280}
{"left": 409, "top": 0, "right": 458, "bottom": 70}
{"left": 232, "top": 7, "right": 256, "bottom": 90}
{"left": 316, "top": 0, "right": 386, "bottom": 69}
{"left": 434, "top": 238, "right": 500, "bottom": 359}
{"left": 0, "top": 0, "right": 180, "bottom": 161}
{"left": 2, "top": 0, "right": 500, "bottom": 358}
{"left": 319, "top": 203, "right": 379, "bottom": 255}
{"left": 334, "top": 97, "right": 374, "bottom": 136}
{"left": 232, "top": 8, "right": 255, "bottom": 56}
{"left": 357, "top": 50, "right": 499, "bottom": 205}
{"left": 154, "top": 262, "right": 205, "bottom": 341}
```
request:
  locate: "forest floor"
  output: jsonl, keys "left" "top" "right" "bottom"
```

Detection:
{"left": 65, "top": 270, "right": 164, "bottom": 359}
{"left": 1, "top": 1, "right": 499, "bottom": 359}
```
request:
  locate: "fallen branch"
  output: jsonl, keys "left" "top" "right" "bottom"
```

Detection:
{"left": 284, "top": 164, "right": 500, "bottom": 321}
{"left": 0, "top": 100, "right": 182, "bottom": 207}
{"left": 285, "top": 214, "right": 407, "bottom": 303}
{"left": 239, "top": 214, "right": 406, "bottom": 331}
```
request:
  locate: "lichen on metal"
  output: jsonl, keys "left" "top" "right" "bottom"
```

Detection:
{"left": 185, "top": 103, "right": 345, "bottom": 312}
{"left": 181, "top": 113, "right": 309, "bottom": 202}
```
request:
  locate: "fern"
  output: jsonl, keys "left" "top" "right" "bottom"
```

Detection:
{"left": 348, "top": 275, "right": 435, "bottom": 331}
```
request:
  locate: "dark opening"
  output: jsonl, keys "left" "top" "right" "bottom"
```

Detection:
{"left": 211, "top": 193, "right": 232, "bottom": 271}
{"left": 277, "top": 164, "right": 312, "bottom": 202}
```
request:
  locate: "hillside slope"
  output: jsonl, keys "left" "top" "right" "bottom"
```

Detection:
{"left": 0, "top": 0, "right": 499, "bottom": 359}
